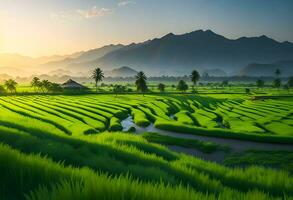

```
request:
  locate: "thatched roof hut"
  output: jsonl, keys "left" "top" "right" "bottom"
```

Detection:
{"left": 61, "top": 79, "right": 87, "bottom": 90}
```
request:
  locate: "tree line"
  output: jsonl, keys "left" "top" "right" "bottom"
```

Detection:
{"left": 0, "top": 78, "right": 62, "bottom": 94}
{"left": 91, "top": 67, "right": 200, "bottom": 94}
{"left": 0, "top": 67, "right": 293, "bottom": 95}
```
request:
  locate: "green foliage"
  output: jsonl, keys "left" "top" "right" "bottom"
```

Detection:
{"left": 190, "top": 70, "right": 200, "bottom": 87}
{"left": 256, "top": 79, "right": 265, "bottom": 88}
{"left": 30, "top": 79, "right": 62, "bottom": 93}
{"left": 273, "top": 78, "right": 281, "bottom": 88}
{"left": 221, "top": 80, "right": 229, "bottom": 87}
{"left": 0, "top": 94, "right": 292, "bottom": 199}
{"left": 158, "top": 83, "right": 165, "bottom": 92}
{"left": 131, "top": 108, "right": 150, "bottom": 126}
{"left": 154, "top": 118, "right": 293, "bottom": 144}
{"left": 31, "top": 77, "right": 41, "bottom": 92}
{"left": 174, "top": 110, "right": 195, "bottom": 125}
{"left": 0, "top": 85, "right": 6, "bottom": 93}
{"left": 177, "top": 80, "right": 188, "bottom": 92}
{"left": 142, "top": 132, "right": 227, "bottom": 153}
{"left": 109, "top": 117, "right": 123, "bottom": 131}
{"left": 224, "top": 150, "right": 293, "bottom": 174}
{"left": 287, "top": 76, "right": 293, "bottom": 88}
{"left": 4, "top": 79, "right": 17, "bottom": 93}
{"left": 0, "top": 142, "right": 291, "bottom": 200}
{"left": 135, "top": 71, "right": 148, "bottom": 93}
{"left": 91, "top": 67, "right": 104, "bottom": 92}
{"left": 113, "top": 84, "right": 127, "bottom": 94}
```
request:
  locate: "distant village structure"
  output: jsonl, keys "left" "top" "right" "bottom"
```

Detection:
{"left": 61, "top": 79, "right": 87, "bottom": 90}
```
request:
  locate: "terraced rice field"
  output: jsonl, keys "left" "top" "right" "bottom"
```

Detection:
{"left": 0, "top": 94, "right": 292, "bottom": 140}
{"left": 0, "top": 94, "right": 293, "bottom": 199}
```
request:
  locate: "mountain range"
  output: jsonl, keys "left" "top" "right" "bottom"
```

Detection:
{"left": 239, "top": 60, "right": 293, "bottom": 77}
{"left": 1, "top": 29, "right": 293, "bottom": 77}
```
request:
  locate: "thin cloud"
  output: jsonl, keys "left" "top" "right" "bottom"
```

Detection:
{"left": 118, "top": 1, "right": 135, "bottom": 7}
{"left": 77, "top": 7, "right": 111, "bottom": 18}
{"left": 51, "top": 6, "right": 112, "bottom": 20}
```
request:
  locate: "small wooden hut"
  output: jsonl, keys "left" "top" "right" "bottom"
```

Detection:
{"left": 61, "top": 79, "right": 87, "bottom": 90}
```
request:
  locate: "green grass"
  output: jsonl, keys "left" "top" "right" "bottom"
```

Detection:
{"left": 109, "top": 117, "right": 123, "bottom": 131}
{"left": 0, "top": 125, "right": 292, "bottom": 198}
{"left": 142, "top": 132, "right": 229, "bottom": 153}
{"left": 1, "top": 94, "right": 292, "bottom": 138}
{"left": 0, "top": 93, "right": 292, "bottom": 199}
{"left": 131, "top": 108, "right": 151, "bottom": 126}
{"left": 154, "top": 118, "right": 293, "bottom": 144}
{"left": 1, "top": 143, "right": 287, "bottom": 200}
{"left": 224, "top": 150, "right": 293, "bottom": 174}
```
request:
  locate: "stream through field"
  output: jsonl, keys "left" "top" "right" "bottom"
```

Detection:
{"left": 120, "top": 115, "right": 293, "bottom": 162}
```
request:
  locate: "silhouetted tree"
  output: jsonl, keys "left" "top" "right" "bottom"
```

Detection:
{"left": 158, "top": 83, "right": 165, "bottom": 93}
{"left": 221, "top": 80, "right": 229, "bottom": 87}
{"left": 190, "top": 70, "right": 200, "bottom": 90}
{"left": 275, "top": 69, "right": 281, "bottom": 77}
{"left": 256, "top": 79, "right": 265, "bottom": 89}
{"left": 171, "top": 84, "right": 176, "bottom": 91}
{"left": 91, "top": 67, "right": 104, "bottom": 92}
{"left": 177, "top": 80, "right": 188, "bottom": 93}
{"left": 273, "top": 78, "right": 281, "bottom": 89}
{"left": 135, "top": 71, "right": 148, "bottom": 95}
{"left": 31, "top": 77, "right": 41, "bottom": 92}
{"left": 4, "top": 79, "right": 17, "bottom": 93}
{"left": 113, "top": 84, "right": 126, "bottom": 96}
{"left": 245, "top": 88, "right": 250, "bottom": 95}
{"left": 40, "top": 80, "right": 50, "bottom": 93}
{"left": 47, "top": 82, "right": 62, "bottom": 93}
{"left": 287, "top": 76, "right": 293, "bottom": 88}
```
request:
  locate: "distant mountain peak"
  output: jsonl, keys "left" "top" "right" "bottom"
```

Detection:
{"left": 161, "top": 33, "right": 175, "bottom": 39}
{"left": 259, "top": 35, "right": 268, "bottom": 39}
{"left": 105, "top": 66, "right": 138, "bottom": 77}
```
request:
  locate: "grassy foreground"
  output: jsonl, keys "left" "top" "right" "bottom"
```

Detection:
{"left": 1, "top": 141, "right": 292, "bottom": 200}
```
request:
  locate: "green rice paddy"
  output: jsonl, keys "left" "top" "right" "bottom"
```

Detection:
{"left": 0, "top": 93, "right": 292, "bottom": 199}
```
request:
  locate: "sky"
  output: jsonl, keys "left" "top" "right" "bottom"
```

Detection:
{"left": 0, "top": 0, "right": 293, "bottom": 57}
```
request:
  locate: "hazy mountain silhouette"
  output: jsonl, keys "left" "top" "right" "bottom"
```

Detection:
{"left": 202, "top": 69, "right": 227, "bottom": 77}
{"left": 104, "top": 66, "right": 138, "bottom": 77}
{"left": 2, "top": 30, "right": 293, "bottom": 76}
{"left": 239, "top": 60, "right": 293, "bottom": 77}
{"left": 87, "top": 30, "right": 293, "bottom": 75}
{"left": 43, "top": 44, "right": 124, "bottom": 69}
{"left": 0, "top": 52, "right": 82, "bottom": 68}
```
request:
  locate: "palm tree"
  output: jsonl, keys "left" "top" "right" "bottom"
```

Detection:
{"left": 31, "top": 77, "right": 41, "bottom": 92}
{"left": 190, "top": 70, "right": 200, "bottom": 91}
{"left": 275, "top": 69, "right": 281, "bottom": 77}
{"left": 91, "top": 67, "right": 104, "bottom": 92}
{"left": 4, "top": 79, "right": 17, "bottom": 93}
{"left": 135, "top": 71, "right": 148, "bottom": 95}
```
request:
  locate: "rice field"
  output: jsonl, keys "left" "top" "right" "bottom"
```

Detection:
{"left": 0, "top": 93, "right": 292, "bottom": 199}
{"left": 0, "top": 94, "right": 292, "bottom": 139}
